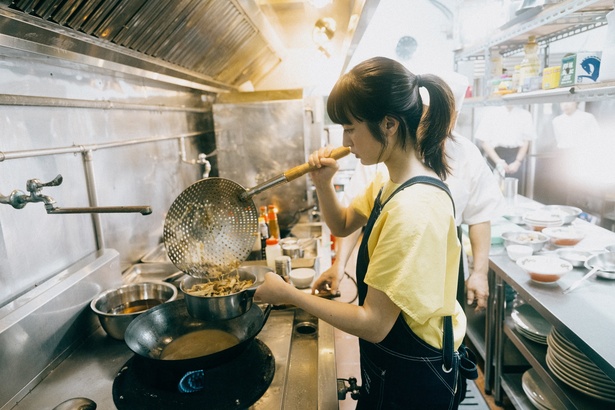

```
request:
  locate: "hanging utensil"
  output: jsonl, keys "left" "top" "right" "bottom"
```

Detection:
{"left": 163, "top": 146, "right": 351, "bottom": 278}
{"left": 563, "top": 252, "right": 615, "bottom": 294}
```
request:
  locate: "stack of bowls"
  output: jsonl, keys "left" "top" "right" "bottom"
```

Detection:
{"left": 539, "top": 205, "right": 582, "bottom": 225}
{"left": 523, "top": 210, "right": 563, "bottom": 232}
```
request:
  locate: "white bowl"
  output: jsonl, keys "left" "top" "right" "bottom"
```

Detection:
{"left": 516, "top": 256, "right": 573, "bottom": 284}
{"left": 289, "top": 268, "right": 315, "bottom": 289}
{"left": 506, "top": 245, "right": 533, "bottom": 261}
{"left": 542, "top": 226, "right": 585, "bottom": 247}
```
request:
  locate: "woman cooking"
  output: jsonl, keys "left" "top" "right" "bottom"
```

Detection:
{"left": 255, "top": 56, "right": 469, "bottom": 409}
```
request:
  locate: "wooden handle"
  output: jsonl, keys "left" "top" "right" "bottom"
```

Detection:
{"left": 284, "top": 146, "right": 351, "bottom": 182}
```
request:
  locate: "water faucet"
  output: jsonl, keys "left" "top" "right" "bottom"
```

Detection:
{"left": 0, "top": 174, "right": 59, "bottom": 209}
{"left": 0, "top": 174, "right": 152, "bottom": 215}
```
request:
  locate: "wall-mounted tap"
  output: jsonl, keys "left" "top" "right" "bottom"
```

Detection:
{"left": 179, "top": 137, "right": 213, "bottom": 179}
{"left": 0, "top": 174, "right": 152, "bottom": 215}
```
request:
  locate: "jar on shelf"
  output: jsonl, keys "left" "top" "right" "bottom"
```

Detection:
{"left": 519, "top": 36, "right": 540, "bottom": 92}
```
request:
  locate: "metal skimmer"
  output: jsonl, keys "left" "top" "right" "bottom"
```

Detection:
{"left": 163, "top": 147, "right": 351, "bottom": 278}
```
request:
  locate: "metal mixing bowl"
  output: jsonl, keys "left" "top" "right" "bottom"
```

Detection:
{"left": 555, "top": 249, "right": 593, "bottom": 268}
{"left": 90, "top": 281, "right": 178, "bottom": 340}
{"left": 502, "top": 230, "right": 549, "bottom": 253}
{"left": 180, "top": 265, "right": 271, "bottom": 321}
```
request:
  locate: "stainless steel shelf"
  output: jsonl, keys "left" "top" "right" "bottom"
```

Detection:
{"left": 455, "top": 0, "right": 613, "bottom": 61}
{"left": 464, "top": 82, "right": 615, "bottom": 107}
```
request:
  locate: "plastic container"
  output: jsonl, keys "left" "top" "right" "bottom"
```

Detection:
{"left": 265, "top": 237, "right": 282, "bottom": 268}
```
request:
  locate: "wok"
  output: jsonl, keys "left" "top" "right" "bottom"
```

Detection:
{"left": 123, "top": 299, "right": 271, "bottom": 389}
{"left": 163, "top": 146, "right": 351, "bottom": 278}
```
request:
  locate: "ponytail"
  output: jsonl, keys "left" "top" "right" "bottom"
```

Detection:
{"left": 327, "top": 57, "right": 456, "bottom": 179}
{"left": 416, "top": 74, "right": 456, "bottom": 179}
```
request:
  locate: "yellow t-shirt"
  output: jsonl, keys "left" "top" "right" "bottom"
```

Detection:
{"left": 351, "top": 177, "right": 466, "bottom": 349}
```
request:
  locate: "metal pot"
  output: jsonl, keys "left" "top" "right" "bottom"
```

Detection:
{"left": 180, "top": 265, "right": 271, "bottom": 320}
{"left": 585, "top": 252, "right": 615, "bottom": 279}
{"left": 90, "top": 281, "right": 178, "bottom": 340}
{"left": 123, "top": 299, "right": 272, "bottom": 389}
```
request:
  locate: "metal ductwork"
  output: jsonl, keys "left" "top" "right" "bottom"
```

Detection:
{"left": 0, "top": 0, "right": 379, "bottom": 92}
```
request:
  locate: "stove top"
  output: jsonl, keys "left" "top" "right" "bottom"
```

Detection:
{"left": 113, "top": 339, "right": 275, "bottom": 409}
{"left": 12, "top": 306, "right": 339, "bottom": 410}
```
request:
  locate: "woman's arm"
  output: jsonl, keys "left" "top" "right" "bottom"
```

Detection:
{"left": 308, "top": 147, "right": 367, "bottom": 237}
{"left": 466, "top": 221, "right": 491, "bottom": 311}
{"left": 255, "top": 271, "right": 400, "bottom": 343}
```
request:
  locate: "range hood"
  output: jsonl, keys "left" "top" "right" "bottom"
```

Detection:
{"left": 0, "top": 0, "right": 379, "bottom": 93}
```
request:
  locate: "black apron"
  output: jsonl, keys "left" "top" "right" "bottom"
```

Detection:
{"left": 355, "top": 176, "right": 465, "bottom": 409}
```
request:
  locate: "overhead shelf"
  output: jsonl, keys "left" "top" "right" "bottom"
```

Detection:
{"left": 464, "top": 81, "right": 615, "bottom": 106}
{"left": 455, "top": 0, "right": 614, "bottom": 61}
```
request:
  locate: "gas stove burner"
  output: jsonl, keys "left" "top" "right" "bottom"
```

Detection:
{"left": 113, "top": 338, "right": 274, "bottom": 409}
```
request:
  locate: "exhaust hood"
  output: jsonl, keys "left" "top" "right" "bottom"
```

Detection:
{"left": 0, "top": 0, "right": 379, "bottom": 93}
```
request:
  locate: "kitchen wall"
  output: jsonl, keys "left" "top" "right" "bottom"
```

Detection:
{"left": 0, "top": 47, "right": 215, "bottom": 308}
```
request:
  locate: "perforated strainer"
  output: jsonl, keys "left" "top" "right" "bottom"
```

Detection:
{"left": 163, "top": 146, "right": 351, "bottom": 278}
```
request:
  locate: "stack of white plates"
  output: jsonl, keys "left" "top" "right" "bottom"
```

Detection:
{"left": 521, "top": 368, "right": 561, "bottom": 410}
{"left": 546, "top": 328, "right": 615, "bottom": 403}
{"left": 511, "top": 303, "right": 551, "bottom": 345}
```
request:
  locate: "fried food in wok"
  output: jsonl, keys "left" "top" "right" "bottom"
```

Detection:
{"left": 185, "top": 274, "right": 254, "bottom": 297}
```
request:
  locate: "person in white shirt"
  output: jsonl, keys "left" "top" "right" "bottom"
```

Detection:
{"left": 474, "top": 105, "right": 536, "bottom": 189}
{"left": 552, "top": 101, "right": 601, "bottom": 149}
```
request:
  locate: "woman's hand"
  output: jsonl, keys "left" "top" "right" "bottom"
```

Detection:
{"left": 311, "top": 265, "right": 341, "bottom": 295}
{"left": 254, "top": 271, "right": 294, "bottom": 305}
{"left": 308, "top": 147, "right": 340, "bottom": 187}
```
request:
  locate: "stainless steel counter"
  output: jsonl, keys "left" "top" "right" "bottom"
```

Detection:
{"left": 486, "top": 205, "right": 615, "bottom": 409}
{"left": 11, "top": 306, "right": 339, "bottom": 409}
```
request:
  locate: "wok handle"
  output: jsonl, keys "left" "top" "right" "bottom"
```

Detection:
{"left": 284, "top": 146, "right": 351, "bottom": 182}
{"left": 241, "top": 146, "right": 351, "bottom": 200}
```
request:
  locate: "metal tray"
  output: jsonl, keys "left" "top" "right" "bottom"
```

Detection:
{"left": 141, "top": 243, "right": 172, "bottom": 264}
{"left": 123, "top": 263, "right": 183, "bottom": 284}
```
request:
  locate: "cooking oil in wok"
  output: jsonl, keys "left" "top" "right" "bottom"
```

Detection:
{"left": 160, "top": 329, "right": 240, "bottom": 360}
{"left": 108, "top": 299, "right": 162, "bottom": 314}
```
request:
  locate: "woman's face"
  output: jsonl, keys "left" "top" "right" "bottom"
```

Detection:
{"left": 342, "top": 118, "right": 383, "bottom": 165}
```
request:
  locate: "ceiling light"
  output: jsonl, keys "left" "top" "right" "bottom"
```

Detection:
{"left": 312, "top": 17, "right": 336, "bottom": 46}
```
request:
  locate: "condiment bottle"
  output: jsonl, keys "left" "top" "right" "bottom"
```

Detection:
{"left": 267, "top": 205, "right": 281, "bottom": 239}
{"left": 265, "top": 237, "right": 282, "bottom": 268}
{"left": 275, "top": 255, "right": 292, "bottom": 280}
{"left": 519, "top": 36, "right": 540, "bottom": 92}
